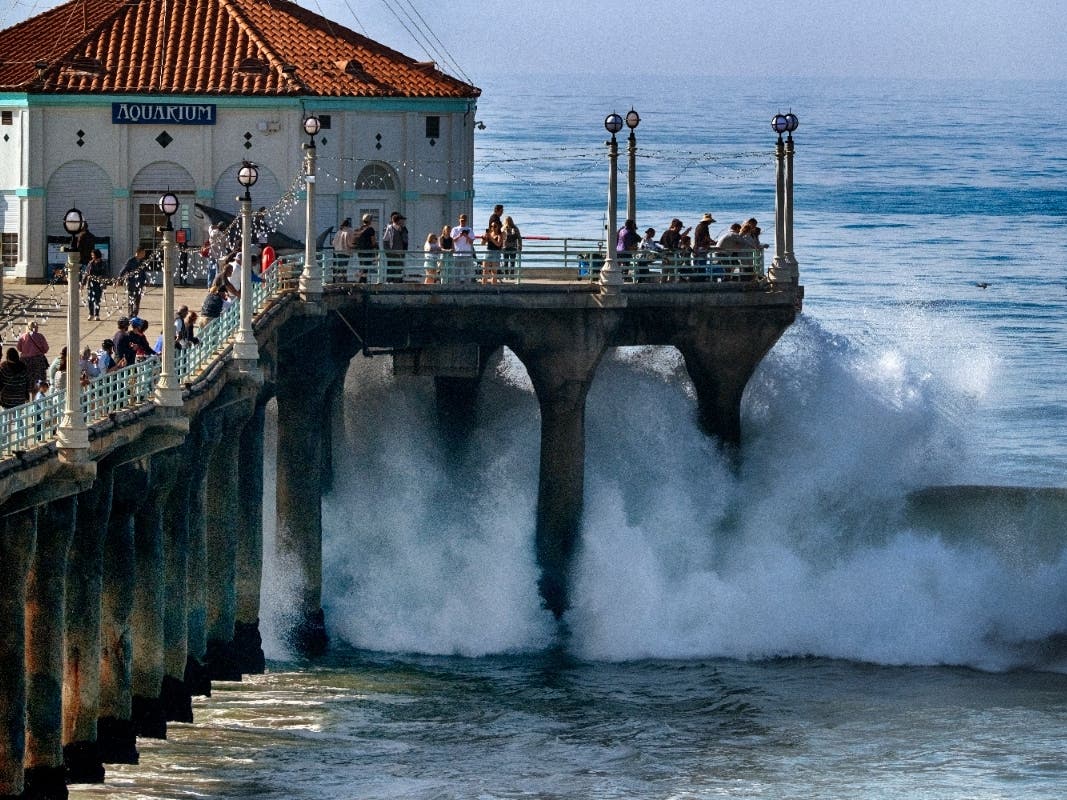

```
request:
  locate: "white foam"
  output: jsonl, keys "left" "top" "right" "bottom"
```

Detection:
{"left": 260, "top": 319, "right": 1067, "bottom": 671}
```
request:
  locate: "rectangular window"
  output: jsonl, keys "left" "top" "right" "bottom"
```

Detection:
{"left": 136, "top": 199, "right": 192, "bottom": 253}
{"left": 425, "top": 116, "right": 440, "bottom": 139}
{"left": 1, "top": 233, "right": 18, "bottom": 268}
{"left": 1, "top": 111, "right": 11, "bottom": 125}
{"left": 137, "top": 203, "right": 166, "bottom": 252}
{"left": 317, "top": 114, "right": 331, "bottom": 130}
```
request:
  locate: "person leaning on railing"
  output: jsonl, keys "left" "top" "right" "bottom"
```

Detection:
{"left": 200, "top": 276, "right": 229, "bottom": 326}
{"left": 711, "top": 222, "right": 767, "bottom": 281}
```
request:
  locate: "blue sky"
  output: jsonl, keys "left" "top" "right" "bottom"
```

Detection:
{"left": 4, "top": 0, "right": 1066, "bottom": 82}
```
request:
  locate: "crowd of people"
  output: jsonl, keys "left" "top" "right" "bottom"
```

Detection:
{"left": 321, "top": 204, "right": 767, "bottom": 284}
{"left": 0, "top": 306, "right": 200, "bottom": 411}
{"left": 616, "top": 214, "right": 769, "bottom": 280}
{"left": 325, "top": 205, "right": 523, "bottom": 284}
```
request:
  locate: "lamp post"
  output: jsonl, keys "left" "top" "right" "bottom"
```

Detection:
{"left": 300, "top": 115, "right": 322, "bottom": 296}
{"left": 625, "top": 108, "right": 640, "bottom": 224}
{"left": 782, "top": 112, "right": 799, "bottom": 274}
{"left": 56, "top": 207, "right": 88, "bottom": 454}
{"left": 155, "top": 191, "right": 182, "bottom": 407}
{"left": 234, "top": 161, "right": 259, "bottom": 361}
{"left": 769, "top": 112, "right": 799, "bottom": 284}
{"left": 599, "top": 112, "right": 624, "bottom": 292}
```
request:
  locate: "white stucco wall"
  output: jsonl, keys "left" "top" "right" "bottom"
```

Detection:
{"left": 0, "top": 95, "right": 475, "bottom": 281}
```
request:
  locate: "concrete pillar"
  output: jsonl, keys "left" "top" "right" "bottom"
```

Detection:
{"left": 512, "top": 336, "right": 607, "bottom": 618}
{"left": 185, "top": 409, "right": 225, "bottom": 698}
{"left": 275, "top": 363, "right": 336, "bottom": 656}
{"left": 63, "top": 466, "right": 113, "bottom": 784}
{"left": 429, "top": 347, "right": 496, "bottom": 448}
{"left": 131, "top": 450, "right": 182, "bottom": 740}
{"left": 204, "top": 403, "right": 250, "bottom": 681}
{"left": 0, "top": 509, "right": 36, "bottom": 798}
{"left": 24, "top": 497, "right": 76, "bottom": 800}
{"left": 98, "top": 460, "right": 149, "bottom": 765}
{"left": 674, "top": 310, "right": 795, "bottom": 446}
{"left": 433, "top": 375, "right": 481, "bottom": 429}
{"left": 319, "top": 373, "right": 345, "bottom": 495}
{"left": 161, "top": 448, "right": 194, "bottom": 723}
{"left": 233, "top": 397, "right": 267, "bottom": 675}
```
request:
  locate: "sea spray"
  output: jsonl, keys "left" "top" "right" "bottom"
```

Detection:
{"left": 260, "top": 318, "right": 1066, "bottom": 671}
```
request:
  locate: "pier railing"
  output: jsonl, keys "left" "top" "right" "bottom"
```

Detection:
{"left": 0, "top": 244, "right": 767, "bottom": 457}
{"left": 287, "top": 239, "right": 765, "bottom": 286}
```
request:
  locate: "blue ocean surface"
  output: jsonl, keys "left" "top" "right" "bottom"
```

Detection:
{"left": 73, "top": 76, "right": 1067, "bottom": 799}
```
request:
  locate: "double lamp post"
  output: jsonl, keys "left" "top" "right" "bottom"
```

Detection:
{"left": 599, "top": 107, "right": 640, "bottom": 293}
{"left": 55, "top": 155, "right": 267, "bottom": 455}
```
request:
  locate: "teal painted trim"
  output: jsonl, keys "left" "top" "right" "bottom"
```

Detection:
{"left": 14, "top": 187, "right": 45, "bottom": 197}
{"left": 195, "top": 189, "right": 214, "bottom": 199}
{"left": 448, "top": 190, "right": 468, "bottom": 201}
{"left": 402, "top": 191, "right": 420, "bottom": 201}
{"left": 296, "top": 190, "right": 307, "bottom": 200}
{"left": 307, "top": 98, "right": 474, "bottom": 113}
{"left": 18, "top": 94, "right": 473, "bottom": 113}
{"left": 114, "top": 188, "right": 131, "bottom": 199}
{"left": 340, "top": 191, "right": 357, "bottom": 200}
{"left": 0, "top": 95, "right": 29, "bottom": 106}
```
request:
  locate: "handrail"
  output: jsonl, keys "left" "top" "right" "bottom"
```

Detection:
{"left": 299, "top": 244, "right": 764, "bottom": 286}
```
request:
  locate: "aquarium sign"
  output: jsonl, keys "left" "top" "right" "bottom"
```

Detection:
{"left": 112, "top": 102, "right": 216, "bottom": 125}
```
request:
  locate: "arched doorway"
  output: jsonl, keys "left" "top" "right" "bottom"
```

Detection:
{"left": 354, "top": 161, "right": 399, "bottom": 240}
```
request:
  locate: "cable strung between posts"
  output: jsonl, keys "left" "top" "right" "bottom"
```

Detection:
{"left": 377, "top": 0, "right": 471, "bottom": 85}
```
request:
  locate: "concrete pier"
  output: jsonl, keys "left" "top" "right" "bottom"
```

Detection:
{"left": 0, "top": 274, "right": 802, "bottom": 793}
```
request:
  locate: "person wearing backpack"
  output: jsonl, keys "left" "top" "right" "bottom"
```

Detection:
{"left": 381, "top": 211, "right": 408, "bottom": 283}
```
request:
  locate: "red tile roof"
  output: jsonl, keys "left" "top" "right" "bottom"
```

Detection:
{"left": 0, "top": 0, "right": 479, "bottom": 98}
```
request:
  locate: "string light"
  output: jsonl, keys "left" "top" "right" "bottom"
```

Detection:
{"left": 0, "top": 174, "right": 310, "bottom": 340}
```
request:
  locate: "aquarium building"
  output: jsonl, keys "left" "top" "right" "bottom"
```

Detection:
{"left": 0, "top": 0, "right": 480, "bottom": 280}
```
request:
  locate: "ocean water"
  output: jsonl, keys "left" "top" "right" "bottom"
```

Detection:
{"left": 73, "top": 76, "right": 1067, "bottom": 798}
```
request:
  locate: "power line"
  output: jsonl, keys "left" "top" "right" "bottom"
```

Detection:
{"left": 377, "top": 0, "right": 471, "bottom": 85}
{"left": 391, "top": 0, "right": 471, "bottom": 84}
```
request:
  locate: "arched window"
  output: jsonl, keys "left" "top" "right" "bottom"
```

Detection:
{"left": 356, "top": 163, "right": 396, "bottom": 191}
